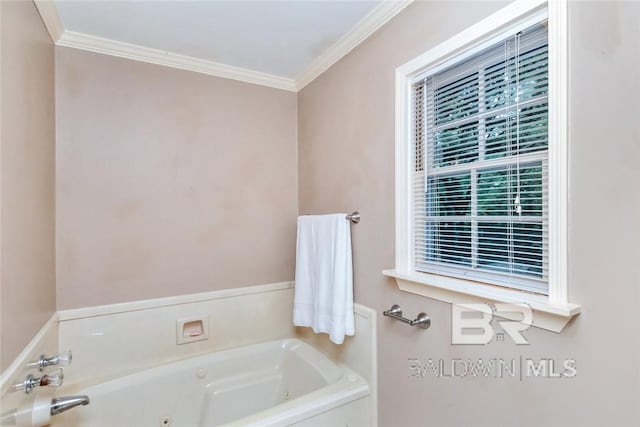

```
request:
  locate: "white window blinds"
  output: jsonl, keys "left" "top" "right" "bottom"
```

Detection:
{"left": 412, "top": 22, "right": 549, "bottom": 294}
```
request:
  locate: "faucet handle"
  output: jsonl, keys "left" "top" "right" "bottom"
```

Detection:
{"left": 41, "top": 368, "right": 64, "bottom": 387}
{"left": 14, "top": 369, "right": 64, "bottom": 394}
{"left": 54, "top": 350, "right": 72, "bottom": 367}
{"left": 28, "top": 350, "right": 72, "bottom": 371}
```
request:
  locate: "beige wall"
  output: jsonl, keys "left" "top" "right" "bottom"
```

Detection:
{"left": 298, "top": 1, "right": 640, "bottom": 426}
{"left": 55, "top": 47, "right": 298, "bottom": 309}
{"left": 0, "top": 0, "right": 56, "bottom": 371}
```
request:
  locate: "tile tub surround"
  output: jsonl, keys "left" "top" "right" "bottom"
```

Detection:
{"left": 2, "top": 282, "right": 377, "bottom": 426}
{"left": 0, "top": 314, "right": 59, "bottom": 417}
{"left": 56, "top": 282, "right": 297, "bottom": 384}
{"left": 57, "top": 282, "right": 377, "bottom": 417}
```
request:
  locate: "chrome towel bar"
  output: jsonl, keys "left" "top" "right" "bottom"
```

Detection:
{"left": 383, "top": 304, "right": 431, "bottom": 329}
{"left": 303, "top": 212, "right": 360, "bottom": 224}
{"left": 345, "top": 211, "right": 360, "bottom": 224}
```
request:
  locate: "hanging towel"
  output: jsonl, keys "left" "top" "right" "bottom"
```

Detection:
{"left": 293, "top": 214, "right": 355, "bottom": 344}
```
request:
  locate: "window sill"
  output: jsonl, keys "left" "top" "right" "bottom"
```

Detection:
{"left": 382, "top": 269, "right": 581, "bottom": 333}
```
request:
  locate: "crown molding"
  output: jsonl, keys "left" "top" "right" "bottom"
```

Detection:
{"left": 57, "top": 31, "right": 297, "bottom": 92}
{"left": 294, "top": 0, "right": 414, "bottom": 90}
{"left": 34, "top": 0, "right": 413, "bottom": 92}
{"left": 33, "top": 0, "right": 64, "bottom": 42}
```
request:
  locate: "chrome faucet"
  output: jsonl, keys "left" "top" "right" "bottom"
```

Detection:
{"left": 13, "top": 368, "right": 64, "bottom": 394}
{"left": 27, "top": 350, "right": 72, "bottom": 371}
{"left": 0, "top": 395, "right": 90, "bottom": 426}
{"left": 50, "top": 395, "right": 90, "bottom": 416}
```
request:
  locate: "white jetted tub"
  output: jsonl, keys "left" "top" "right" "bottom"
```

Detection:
{"left": 50, "top": 339, "right": 370, "bottom": 427}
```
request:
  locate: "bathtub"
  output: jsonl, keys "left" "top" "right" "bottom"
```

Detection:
{"left": 50, "top": 339, "right": 370, "bottom": 426}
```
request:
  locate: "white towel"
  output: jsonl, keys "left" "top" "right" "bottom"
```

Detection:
{"left": 293, "top": 214, "right": 355, "bottom": 344}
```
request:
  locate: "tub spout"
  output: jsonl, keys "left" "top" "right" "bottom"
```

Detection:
{"left": 50, "top": 395, "right": 90, "bottom": 416}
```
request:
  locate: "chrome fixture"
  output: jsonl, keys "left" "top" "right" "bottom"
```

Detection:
{"left": 50, "top": 395, "right": 90, "bottom": 416}
{"left": 345, "top": 211, "right": 360, "bottom": 224}
{"left": 0, "top": 395, "right": 90, "bottom": 425}
{"left": 383, "top": 304, "right": 431, "bottom": 329}
{"left": 304, "top": 212, "right": 360, "bottom": 224}
{"left": 14, "top": 368, "right": 64, "bottom": 394}
{"left": 27, "top": 350, "right": 72, "bottom": 371}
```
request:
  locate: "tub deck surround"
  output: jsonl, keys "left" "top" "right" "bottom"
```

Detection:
{"left": 56, "top": 282, "right": 297, "bottom": 386}
{"left": 0, "top": 314, "right": 59, "bottom": 415}
{"left": 293, "top": 303, "right": 378, "bottom": 427}
{"left": 1, "top": 282, "right": 377, "bottom": 426}
{"left": 50, "top": 339, "right": 370, "bottom": 427}
{"left": 56, "top": 282, "right": 376, "bottom": 388}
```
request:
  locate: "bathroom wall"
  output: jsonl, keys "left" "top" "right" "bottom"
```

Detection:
{"left": 298, "top": 1, "right": 640, "bottom": 426}
{"left": 0, "top": 0, "right": 56, "bottom": 372}
{"left": 55, "top": 47, "right": 298, "bottom": 309}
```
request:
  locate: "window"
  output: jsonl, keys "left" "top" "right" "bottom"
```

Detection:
{"left": 385, "top": 0, "right": 580, "bottom": 333}
{"left": 414, "top": 23, "right": 549, "bottom": 294}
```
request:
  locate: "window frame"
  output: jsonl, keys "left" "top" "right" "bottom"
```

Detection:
{"left": 383, "top": 0, "right": 580, "bottom": 333}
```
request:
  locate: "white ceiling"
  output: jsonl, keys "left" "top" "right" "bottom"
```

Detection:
{"left": 54, "top": 0, "right": 382, "bottom": 79}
